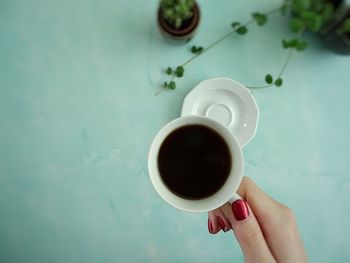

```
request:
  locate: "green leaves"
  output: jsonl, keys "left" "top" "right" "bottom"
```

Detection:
{"left": 165, "top": 66, "right": 185, "bottom": 78}
{"left": 162, "top": 65, "right": 183, "bottom": 90}
{"left": 252, "top": 13, "right": 267, "bottom": 26}
{"left": 231, "top": 22, "right": 241, "bottom": 28}
{"left": 236, "top": 26, "right": 248, "bottom": 35}
{"left": 282, "top": 38, "right": 298, "bottom": 48}
{"left": 296, "top": 40, "right": 308, "bottom": 51}
{"left": 291, "top": 0, "right": 311, "bottom": 14}
{"left": 289, "top": 18, "right": 304, "bottom": 32}
{"left": 162, "top": 64, "right": 185, "bottom": 92}
{"left": 161, "top": 3, "right": 316, "bottom": 93}
{"left": 160, "top": 0, "right": 195, "bottom": 29}
{"left": 301, "top": 11, "right": 322, "bottom": 32}
{"left": 265, "top": 74, "right": 273, "bottom": 84}
{"left": 168, "top": 81, "right": 176, "bottom": 89}
{"left": 175, "top": 66, "right": 184, "bottom": 77}
{"left": 264, "top": 74, "right": 283, "bottom": 87}
{"left": 289, "top": 12, "right": 322, "bottom": 33}
{"left": 274, "top": 78, "right": 283, "bottom": 87}
{"left": 166, "top": 67, "right": 173, "bottom": 75}
{"left": 235, "top": 12, "right": 267, "bottom": 32}
{"left": 164, "top": 81, "right": 176, "bottom": 89}
{"left": 235, "top": 12, "right": 267, "bottom": 34}
{"left": 282, "top": 38, "right": 308, "bottom": 51}
{"left": 337, "top": 18, "right": 350, "bottom": 34}
{"left": 321, "top": 3, "right": 334, "bottom": 22}
{"left": 289, "top": 0, "right": 336, "bottom": 34}
{"left": 232, "top": 22, "right": 247, "bottom": 35}
{"left": 191, "top": 45, "right": 204, "bottom": 54}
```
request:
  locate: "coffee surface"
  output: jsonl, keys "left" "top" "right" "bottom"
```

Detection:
{"left": 158, "top": 125, "right": 232, "bottom": 199}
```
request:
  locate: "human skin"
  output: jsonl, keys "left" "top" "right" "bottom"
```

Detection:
{"left": 207, "top": 177, "right": 308, "bottom": 263}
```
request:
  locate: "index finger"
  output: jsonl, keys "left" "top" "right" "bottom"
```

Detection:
{"left": 237, "top": 176, "right": 281, "bottom": 220}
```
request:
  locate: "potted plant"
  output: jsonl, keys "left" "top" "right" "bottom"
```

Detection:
{"left": 158, "top": 0, "right": 201, "bottom": 41}
{"left": 289, "top": 0, "right": 350, "bottom": 54}
{"left": 320, "top": 1, "right": 350, "bottom": 54}
{"left": 158, "top": 0, "right": 350, "bottom": 93}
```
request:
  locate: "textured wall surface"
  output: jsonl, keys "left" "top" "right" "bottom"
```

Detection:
{"left": 1, "top": 0, "right": 349, "bottom": 262}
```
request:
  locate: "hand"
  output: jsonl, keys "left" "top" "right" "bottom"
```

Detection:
{"left": 207, "top": 177, "right": 307, "bottom": 263}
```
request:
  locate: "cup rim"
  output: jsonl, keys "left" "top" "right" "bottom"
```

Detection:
{"left": 148, "top": 115, "right": 244, "bottom": 212}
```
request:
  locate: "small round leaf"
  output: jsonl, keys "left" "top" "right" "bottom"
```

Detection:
{"left": 237, "top": 26, "right": 248, "bottom": 35}
{"left": 265, "top": 74, "right": 273, "bottom": 84}
{"left": 168, "top": 81, "right": 176, "bottom": 89}
{"left": 231, "top": 22, "right": 241, "bottom": 28}
{"left": 257, "top": 15, "right": 267, "bottom": 26}
{"left": 175, "top": 66, "right": 185, "bottom": 78}
{"left": 289, "top": 18, "right": 304, "bottom": 32}
{"left": 275, "top": 78, "right": 283, "bottom": 87}
{"left": 166, "top": 67, "right": 172, "bottom": 75}
{"left": 252, "top": 13, "right": 267, "bottom": 26}
{"left": 296, "top": 41, "right": 308, "bottom": 51}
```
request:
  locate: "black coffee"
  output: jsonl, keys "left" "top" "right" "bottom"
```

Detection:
{"left": 157, "top": 124, "right": 232, "bottom": 200}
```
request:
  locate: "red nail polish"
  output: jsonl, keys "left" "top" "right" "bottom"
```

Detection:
{"left": 208, "top": 218, "right": 213, "bottom": 233}
{"left": 218, "top": 216, "right": 226, "bottom": 230}
{"left": 231, "top": 200, "right": 250, "bottom": 221}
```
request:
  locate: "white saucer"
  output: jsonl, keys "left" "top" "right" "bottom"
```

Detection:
{"left": 181, "top": 78, "right": 259, "bottom": 147}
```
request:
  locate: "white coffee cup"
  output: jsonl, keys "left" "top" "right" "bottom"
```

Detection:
{"left": 148, "top": 115, "right": 244, "bottom": 212}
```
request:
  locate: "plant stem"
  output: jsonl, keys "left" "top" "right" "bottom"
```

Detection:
{"left": 180, "top": 6, "right": 283, "bottom": 68}
{"left": 247, "top": 27, "right": 305, "bottom": 89}
{"left": 277, "top": 27, "right": 305, "bottom": 78}
{"left": 155, "top": 87, "right": 165, "bottom": 96}
{"left": 158, "top": 3, "right": 287, "bottom": 94}
{"left": 181, "top": 30, "right": 235, "bottom": 67}
{"left": 248, "top": 84, "right": 273, "bottom": 89}
{"left": 277, "top": 47, "right": 294, "bottom": 78}
{"left": 246, "top": 49, "right": 293, "bottom": 90}
{"left": 156, "top": 73, "right": 176, "bottom": 96}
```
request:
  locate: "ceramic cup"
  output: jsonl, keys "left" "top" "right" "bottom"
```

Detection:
{"left": 148, "top": 115, "right": 244, "bottom": 212}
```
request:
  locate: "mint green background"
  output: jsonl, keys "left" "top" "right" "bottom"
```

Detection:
{"left": 1, "top": 0, "right": 350, "bottom": 262}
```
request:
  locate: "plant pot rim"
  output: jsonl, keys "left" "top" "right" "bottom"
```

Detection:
{"left": 158, "top": 2, "right": 200, "bottom": 39}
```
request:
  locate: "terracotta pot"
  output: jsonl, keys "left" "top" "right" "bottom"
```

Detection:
{"left": 157, "top": 2, "right": 200, "bottom": 41}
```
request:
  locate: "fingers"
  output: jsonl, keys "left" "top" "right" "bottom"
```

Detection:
{"left": 235, "top": 177, "right": 308, "bottom": 263}
{"left": 236, "top": 177, "right": 280, "bottom": 222}
{"left": 207, "top": 177, "right": 306, "bottom": 263}
{"left": 207, "top": 176, "right": 274, "bottom": 236}
{"left": 208, "top": 209, "right": 231, "bottom": 234}
{"left": 208, "top": 211, "right": 220, "bottom": 234}
{"left": 221, "top": 201, "right": 276, "bottom": 263}
{"left": 217, "top": 210, "right": 231, "bottom": 232}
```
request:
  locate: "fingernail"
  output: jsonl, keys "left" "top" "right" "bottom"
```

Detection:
{"left": 231, "top": 199, "right": 250, "bottom": 221}
{"left": 208, "top": 218, "right": 213, "bottom": 233}
{"left": 218, "top": 217, "right": 226, "bottom": 231}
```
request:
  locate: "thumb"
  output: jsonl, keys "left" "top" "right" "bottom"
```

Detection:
{"left": 222, "top": 200, "right": 275, "bottom": 263}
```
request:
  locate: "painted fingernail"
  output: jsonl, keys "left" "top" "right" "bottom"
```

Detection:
{"left": 208, "top": 218, "right": 213, "bottom": 233}
{"left": 231, "top": 199, "right": 250, "bottom": 221}
{"left": 218, "top": 217, "right": 226, "bottom": 231}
